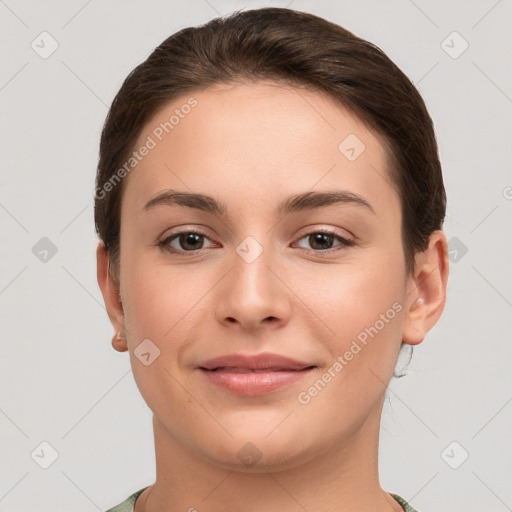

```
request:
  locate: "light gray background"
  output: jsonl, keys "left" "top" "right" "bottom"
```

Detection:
{"left": 1, "top": 0, "right": 511, "bottom": 511}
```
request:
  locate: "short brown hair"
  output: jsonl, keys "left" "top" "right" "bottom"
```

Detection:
{"left": 94, "top": 7, "right": 446, "bottom": 287}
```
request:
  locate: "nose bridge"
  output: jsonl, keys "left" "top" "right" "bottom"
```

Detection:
{"left": 232, "top": 235, "right": 277, "bottom": 308}
{"left": 215, "top": 234, "right": 290, "bottom": 329}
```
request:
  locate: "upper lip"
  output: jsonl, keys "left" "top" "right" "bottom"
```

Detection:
{"left": 198, "top": 352, "right": 315, "bottom": 371}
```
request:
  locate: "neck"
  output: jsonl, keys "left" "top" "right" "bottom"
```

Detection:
{"left": 136, "top": 398, "right": 401, "bottom": 512}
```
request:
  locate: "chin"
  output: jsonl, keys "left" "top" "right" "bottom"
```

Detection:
{"left": 200, "top": 431, "right": 319, "bottom": 473}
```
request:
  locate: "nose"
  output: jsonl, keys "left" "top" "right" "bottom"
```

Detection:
{"left": 214, "top": 240, "right": 292, "bottom": 332}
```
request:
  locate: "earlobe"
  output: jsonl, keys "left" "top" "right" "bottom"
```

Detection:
{"left": 111, "top": 331, "right": 128, "bottom": 352}
{"left": 401, "top": 230, "right": 449, "bottom": 346}
{"left": 96, "top": 240, "right": 127, "bottom": 351}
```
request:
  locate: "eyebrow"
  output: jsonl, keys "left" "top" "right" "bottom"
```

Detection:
{"left": 143, "top": 189, "right": 375, "bottom": 216}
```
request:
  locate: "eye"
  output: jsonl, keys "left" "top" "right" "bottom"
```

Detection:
{"left": 157, "top": 228, "right": 355, "bottom": 256}
{"left": 294, "top": 230, "right": 355, "bottom": 253}
{"left": 158, "top": 230, "right": 217, "bottom": 254}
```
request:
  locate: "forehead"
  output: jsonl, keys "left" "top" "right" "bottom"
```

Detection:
{"left": 121, "top": 81, "right": 398, "bottom": 221}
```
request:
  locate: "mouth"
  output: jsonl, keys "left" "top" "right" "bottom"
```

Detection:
{"left": 200, "top": 366, "right": 315, "bottom": 373}
{"left": 196, "top": 352, "right": 317, "bottom": 395}
{"left": 198, "top": 365, "right": 316, "bottom": 396}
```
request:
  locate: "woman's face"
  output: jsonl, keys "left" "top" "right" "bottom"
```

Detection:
{"left": 107, "top": 81, "right": 425, "bottom": 470}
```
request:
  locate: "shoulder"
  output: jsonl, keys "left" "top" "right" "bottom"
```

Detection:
{"left": 105, "top": 488, "right": 419, "bottom": 512}
{"left": 390, "top": 493, "right": 422, "bottom": 512}
{"left": 104, "top": 487, "right": 149, "bottom": 512}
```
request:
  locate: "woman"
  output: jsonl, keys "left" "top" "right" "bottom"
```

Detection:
{"left": 95, "top": 7, "right": 449, "bottom": 512}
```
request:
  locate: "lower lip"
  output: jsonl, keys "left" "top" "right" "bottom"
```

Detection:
{"left": 199, "top": 368, "right": 314, "bottom": 396}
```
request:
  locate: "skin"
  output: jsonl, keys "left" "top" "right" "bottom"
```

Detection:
{"left": 97, "top": 81, "right": 449, "bottom": 512}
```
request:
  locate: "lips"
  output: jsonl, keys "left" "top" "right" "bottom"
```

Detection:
{"left": 209, "top": 367, "right": 303, "bottom": 373}
{"left": 198, "top": 352, "right": 314, "bottom": 372}
{"left": 197, "top": 352, "right": 316, "bottom": 396}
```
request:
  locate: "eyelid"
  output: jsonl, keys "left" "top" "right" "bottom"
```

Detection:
{"left": 294, "top": 225, "right": 354, "bottom": 241}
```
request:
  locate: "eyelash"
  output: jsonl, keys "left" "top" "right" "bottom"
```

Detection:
{"left": 157, "top": 228, "right": 355, "bottom": 256}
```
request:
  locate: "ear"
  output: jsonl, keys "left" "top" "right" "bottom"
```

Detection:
{"left": 402, "top": 230, "right": 449, "bottom": 346}
{"left": 96, "top": 239, "right": 128, "bottom": 352}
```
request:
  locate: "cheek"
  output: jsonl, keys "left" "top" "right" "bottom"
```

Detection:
{"left": 291, "top": 250, "right": 405, "bottom": 345}
{"left": 120, "top": 250, "right": 204, "bottom": 337}
{"left": 293, "top": 252, "right": 405, "bottom": 414}
{"left": 120, "top": 254, "right": 224, "bottom": 393}
{"left": 119, "top": 261, "right": 204, "bottom": 412}
{"left": 291, "top": 263, "right": 404, "bottom": 433}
